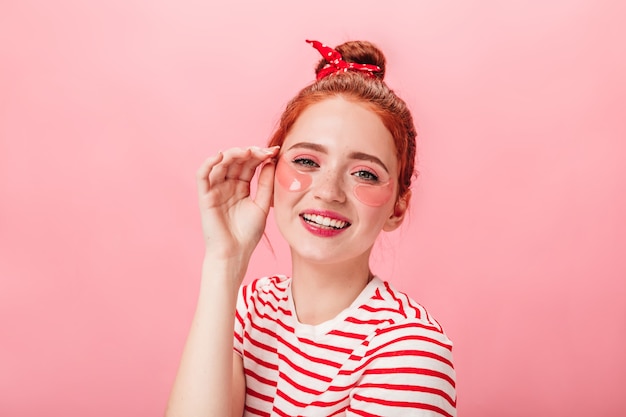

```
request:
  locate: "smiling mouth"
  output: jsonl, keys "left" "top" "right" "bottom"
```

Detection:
{"left": 301, "top": 213, "right": 351, "bottom": 230}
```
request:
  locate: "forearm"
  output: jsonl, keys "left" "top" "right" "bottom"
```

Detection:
{"left": 166, "top": 255, "right": 247, "bottom": 417}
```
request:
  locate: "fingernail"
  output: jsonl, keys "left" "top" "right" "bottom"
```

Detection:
{"left": 263, "top": 146, "right": 280, "bottom": 154}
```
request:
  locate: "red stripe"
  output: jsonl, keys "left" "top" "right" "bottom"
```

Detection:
{"left": 277, "top": 336, "right": 343, "bottom": 367}
{"left": 245, "top": 367, "right": 278, "bottom": 387}
{"left": 367, "top": 331, "right": 453, "bottom": 355}
{"left": 244, "top": 405, "right": 270, "bottom": 417}
{"left": 270, "top": 405, "right": 291, "bottom": 417}
{"left": 245, "top": 327, "right": 343, "bottom": 371}
{"left": 246, "top": 327, "right": 342, "bottom": 369}
{"left": 310, "top": 393, "right": 350, "bottom": 407}
{"left": 327, "top": 381, "right": 358, "bottom": 392}
{"left": 347, "top": 408, "right": 380, "bottom": 417}
{"left": 278, "top": 371, "right": 324, "bottom": 395}
{"left": 383, "top": 281, "right": 407, "bottom": 317}
{"left": 235, "top": 309, "right": 244, "bottom": 327}
{"left": 328, "top": 329, "right": 369, "bottom": 340}
{"left": 359, "top": 304, "right": 401, "bottom": 315}
{"left": 238, "top": 277, "right": 455, "bottom": 415}
{"left": 351, "top": 393, "right": 454, "bottom": 417}
{"left": 245, "top": 329, "right": 278, "bottom": 355}
{"left": 327, "top": 406, "right": 349, "bottom": 416}
{"left": 297, "top": 337, "right": 353, "bottom": 354}
{"left": 345, "top": 316, "right": 391, "bottom": 326}
{"left": 234, "top": 331, "right": 243, "bottom": 346}
{"left": 250, "top": 301, "right": 294, "bottom": 334}
{"left": 242, "top": 284, "right": 250, "bottom": 309}
{"left": 250, "top": 280, "right": 290, "bottom": 313}
{"left": 376, "top": 320, "right": 444, "bottom": 336}
{"left": 363, "top": 367, "right": 456, "bottom": 388}
{"left": 407, "top": 297, "right": 429, "bottom": 322}
{"left": 276, "top": 388, "right": 308, "bottom": 407}
{"left": 357, "top": 382, "right": 456, "bottom": 407}
{"left": 277, "top": 352, "right": 332, "bottom": 382}
{"left": 371, "top": 348, "right": 453, "bottom": 369}
{"left": 244, "top": 348, "right": 278, "bottom": 371}
{"left": 266, "top": 287, "right": 289, "bottom": 304}
{"left": 246, "top": 387, "right": 274, "bottom": 404}
{"left": 277, "top": 305, "right": 291, "bottom": 316}
{"left": 255, "top": 294, "right": 280, "bottom": 314}
{"left": 340, "top": 350, "right": 454, "bottom": 380}
{"left": 247, "top": 323, "right": 343, "bottom": 368}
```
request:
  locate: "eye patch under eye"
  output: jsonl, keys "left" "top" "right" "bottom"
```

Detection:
{"left": 276, "top": 156, "right": 313, "bottom": 191}
{"left": 353, "top": 181, "right": 394, "bottom": 207}
{"left": 275, "top": 156, "right": 395, "bottom": 207}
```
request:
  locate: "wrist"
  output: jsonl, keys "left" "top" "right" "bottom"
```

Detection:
{"left": 200, "top": 253, "right": 250, "bottom": 287}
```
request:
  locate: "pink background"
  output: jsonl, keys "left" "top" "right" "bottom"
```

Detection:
{"left": 1, "top": 1, "right": 625, "bottom": 416}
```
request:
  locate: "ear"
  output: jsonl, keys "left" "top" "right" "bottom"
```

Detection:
{"left": 383, "top": 190, "right": 411, "bottom": 232}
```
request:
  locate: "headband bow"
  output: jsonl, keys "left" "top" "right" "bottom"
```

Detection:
{"left": 306, "top": 39, "right": 381, "bottom": 80}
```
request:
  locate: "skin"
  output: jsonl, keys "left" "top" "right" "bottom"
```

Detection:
{"left": 273, "top": 97, "right": 409, "bottom": 324}
{"left": 275, "top": 154, "right": 396, "bottom": 206}
{"left": 166, "top": 97, "right": 410, "bottom": 417}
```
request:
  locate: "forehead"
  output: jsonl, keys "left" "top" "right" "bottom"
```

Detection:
{"left": 283, "top": 97, "right": 398, "bottom": 169}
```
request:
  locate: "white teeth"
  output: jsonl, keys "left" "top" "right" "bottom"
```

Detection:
{"left": 302, "top": 214, "right": 349, "bottom": 229}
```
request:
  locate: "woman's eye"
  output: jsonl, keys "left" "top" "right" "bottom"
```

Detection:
{"left": 293, "top": 157, "right": 319, "bottom": 168}
{"left": 353, "top": 170, "right": 379, "bottom": 182}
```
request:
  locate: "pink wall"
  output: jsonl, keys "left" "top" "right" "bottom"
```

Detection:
{"left": 1, "top": 1, "right": 625, "bottom": 415}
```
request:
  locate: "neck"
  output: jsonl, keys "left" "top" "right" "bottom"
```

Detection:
{"left": 289, "top": 252, "right": 373, "bottom": 326}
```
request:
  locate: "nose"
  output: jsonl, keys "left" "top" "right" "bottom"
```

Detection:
{"left": 312, "top": 167, "right": 347, "bottom": 203}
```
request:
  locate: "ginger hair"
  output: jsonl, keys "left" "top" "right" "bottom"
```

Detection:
{"left": 268, "top": 40, "right": 417, "bottom": 199}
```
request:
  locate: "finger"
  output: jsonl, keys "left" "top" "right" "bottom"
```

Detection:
{"left": 207, "top": 147, "right": 247, "bottom": 185}
{"left": 254, "top": 160, "right": 276, "bottom": 213}
{"left": 222, "top": 148, "right": 252, "bottom": 181}
{"left": 207, "top": 146, "right": 253, "bottom": 184}
{"left": 219, "top": 146, "right": 279, "bottom": 183}
{"left": 201, "top": 146, "right": 279, "bottom": 191}
{"left": 196, "top": 151, "right": 224, "bottom": 194}
{"left": 238, "top": 146, "right": 280, "bottom": 182}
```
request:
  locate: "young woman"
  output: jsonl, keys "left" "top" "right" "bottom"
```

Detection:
{"left": 166, "top": 40, "right": 456, "bottom": 417}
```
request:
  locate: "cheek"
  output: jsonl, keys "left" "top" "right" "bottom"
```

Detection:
{"left": 353, "top": 182, "right": 395, "bottom": 207}
{"left": 276, "top": 158, "right": 395, "bottom": 207}
{"left": 275, "top": 158, "right": 312, "bottom": 192}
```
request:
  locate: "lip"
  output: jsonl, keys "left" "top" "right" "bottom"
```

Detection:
{"left": 299, "top": 209, "right": 351, "bottom": 237}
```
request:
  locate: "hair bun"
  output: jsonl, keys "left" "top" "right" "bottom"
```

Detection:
{"left": 314, "top": 40, "right": 386, "bottom": 80}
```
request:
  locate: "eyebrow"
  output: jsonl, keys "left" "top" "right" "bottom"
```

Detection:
{"left": 287, "top": 142, "right": 389, "bottom": 173}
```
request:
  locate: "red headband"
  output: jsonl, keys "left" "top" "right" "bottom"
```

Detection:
{"left": 306, "top": 39, "right": 381, "bottom": 80}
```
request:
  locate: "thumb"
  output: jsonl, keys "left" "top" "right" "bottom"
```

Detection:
{"left": 254, "top": 160, "right": 276, "bottom": 213}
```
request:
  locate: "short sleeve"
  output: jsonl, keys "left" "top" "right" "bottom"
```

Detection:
{"left": 346, "top": 321, "right": 457, "bottom": 417}
{"left": 233, "top": 276, "right": 284, "bottom": 358}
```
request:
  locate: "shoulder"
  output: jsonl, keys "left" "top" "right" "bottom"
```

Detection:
{"left": 352, "top": 279, "right": 457, "bottom": 416}
{"left": 372, "top": 278, "right": 445, "bottom": 330}
{"left": 236, "top": 275, "right": 291, "bottom": 312}
{"left": 241, "top": 275, "right": 290, "bottom": 296}
{"left": 366, "top": 278, "right": 454, "bottom": 364}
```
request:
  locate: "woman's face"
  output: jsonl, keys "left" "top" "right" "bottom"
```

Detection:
{"left": 273, "top": 97, "right": 408, "bottom": 266}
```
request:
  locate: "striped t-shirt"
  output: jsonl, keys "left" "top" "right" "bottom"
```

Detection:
{"left": 233, "top": 275, "right": 456, "bottom": 417}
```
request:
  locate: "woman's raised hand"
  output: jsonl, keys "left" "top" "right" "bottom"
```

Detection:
{"left": 196, "top": 146, "right": 280, "bottom": 261}
{"left": 168, "top": 146, "right": 279, "bottom": 417}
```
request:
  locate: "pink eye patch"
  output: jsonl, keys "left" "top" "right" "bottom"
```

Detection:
{"left": 275, "top": 157, "right": 394, "bottom": 207}
{"left": 275, "top": 157, "right": 313, "bottom": 191}
{"left": 353, "top": 181, "right": 394, "bottom": 207}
